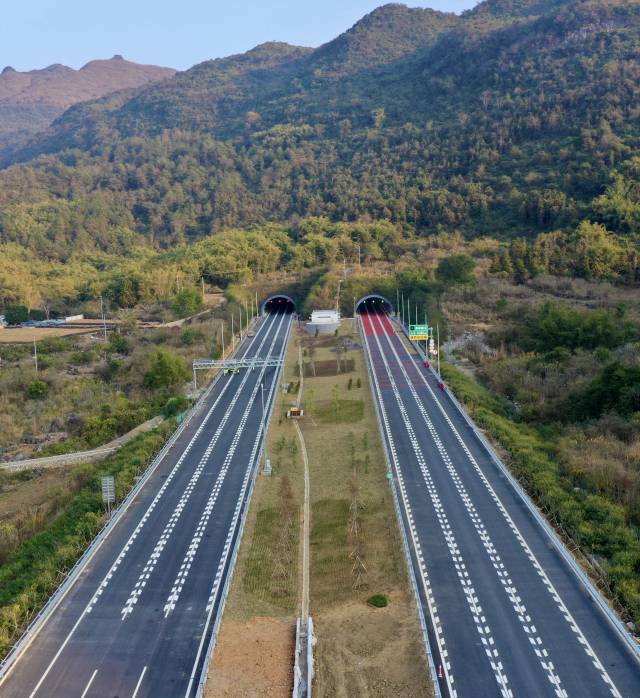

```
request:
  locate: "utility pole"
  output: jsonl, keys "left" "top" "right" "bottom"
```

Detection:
{"left": 408, "top": 298, "right": 411, "bottom": 330}
{"left": 425, "top": 309, "right": 429, "bottom": 357}
{"left": 396, "top": 288, "right": 400, "bottom": 318}
{"left": 261, "top": 382, "right": 267, "bottom": 466}
{"left": 33, "top": 338, "right": 38, "bottom": 372}
{"left": 201, "top": 277, "right": 205, "bottom": 301}
{"left": 255, "top": 291, "right": 259, "bottom": 317}
{"left": 221, "top": 320, "right": 225, "bottom": 358}
{"left": 100, "top": 295, "right": 107, "bottom": 341}
{"left": 437, "top": 323, "right": 441, "bottom": 378}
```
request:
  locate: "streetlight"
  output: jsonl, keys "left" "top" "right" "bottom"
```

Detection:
{"left": 231, "top": 313, "right": 235, "bottom": 352}
{"left": 261, "top": 382, "right": 268, "bottom": 467}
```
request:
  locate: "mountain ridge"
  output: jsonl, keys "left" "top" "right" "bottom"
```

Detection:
{"left": 0, "top": 56, "right": 175, "bottom": 163}
{"left": 1, "top": 0, "right": 639, "bottom": 260}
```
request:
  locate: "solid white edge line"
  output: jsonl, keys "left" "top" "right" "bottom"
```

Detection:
{"left": 358, "top": 314, "right": 446, "bottom": 698}
{"left": 397, "top": 317, "right": 640, "bottom": 677}
{"left": 5, "top": 316, "right": 271, "bottom": 696}
{"left": 187, "top": 313, "right": 293, "bottom": 698}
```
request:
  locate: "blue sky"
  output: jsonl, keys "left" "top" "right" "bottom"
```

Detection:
{"left": 1, "top": 1, "right": 478, "bottom": 72}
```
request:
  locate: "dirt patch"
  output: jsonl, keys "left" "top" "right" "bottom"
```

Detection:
{"left": 0, "top": 468, "right": 70, "bottom": 523}
{"left": 205, "top": 617, "right": 294, "bottom": 698}
{"left": 313, "top": 592, "right": 432, "bottom": 698}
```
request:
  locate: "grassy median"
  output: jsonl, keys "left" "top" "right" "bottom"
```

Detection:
{"left": 207, "top": 318, "right": 433, "bottom": 698}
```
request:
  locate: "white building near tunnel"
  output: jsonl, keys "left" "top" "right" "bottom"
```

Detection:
{"left": 306, "top": 309, "right": 341, "bottom": 335}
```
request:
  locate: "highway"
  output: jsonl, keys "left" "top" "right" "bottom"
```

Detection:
{"left": 0, "top": 307, "right": 292, "bottom": 698}
{"left": 360, "top": 307, "right": 640, "bottom": 698}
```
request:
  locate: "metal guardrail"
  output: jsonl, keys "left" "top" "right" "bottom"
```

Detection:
{"left": 194, "top": 316, "right": 294, "bottom": 698}
{"left": 0, "top": 334, "right": 237, "bottom": 685}
{"left": 395, "top": 317, "right": 640, "bottom": 663}
{"left": 357, "top": 316, "right": 444, "bottom": 698}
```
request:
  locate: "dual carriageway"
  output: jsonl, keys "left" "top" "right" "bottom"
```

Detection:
{"left": 1, "top": 292, "right": 639, "bottom": 697}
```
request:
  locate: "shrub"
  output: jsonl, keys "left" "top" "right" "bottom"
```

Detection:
{"left": 163, "top": 395, "right": 188, "bottom": 417}
{"left": 172, "top": 288, "right": 203, "bottom": 318}
{"left": 26, "top": 381, "right": 48, "bottom": 399}
{"left": 367, "top": 594, "right": 388, "bottom": 608}
{"left": 108, "top": 333, "right": 130, "bottom": 355}
{"left": 144, "top": 349, "right": 189, "bottom": 390}
{"left": 436, "top": 255, "right": 476, "bottom": 285}
{"left": 3, "top": 305, "right": 28, "bottom": 325}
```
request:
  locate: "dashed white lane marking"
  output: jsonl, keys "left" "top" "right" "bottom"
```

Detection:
{"left": 79, "top": 669, "right": 97, "bottom": 698}
{"left": 374, "top": 314, "right": 567, "bottom": 697}
{"left": 120, "top": 312, "right": 286, "bottom": 619}
{"left": 361, "top": 317, "right": 457, "bottom": 698}
{"left": 366, "top": 313, "right": 513, "bottom": 698}
{"left": 163, "top": 311, "right": 288, "bottom": 616}
{"left": 131, "top": 665, "right": 147, "bottom": 698}
{"left": 25, "top": 316, "right": 276, "bottom": 698}
{"left": 183, "top": 314, "right": 293, "bottom": 698}
{"left": 393, "top": 321, "right": 622, "bottom": 698}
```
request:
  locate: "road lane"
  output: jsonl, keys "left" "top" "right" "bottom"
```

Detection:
{"left": 361, "top": 308, "right": 640, "bottom": 698}
{"left": 1, "top": 308, "right": 292, "bottom": 698}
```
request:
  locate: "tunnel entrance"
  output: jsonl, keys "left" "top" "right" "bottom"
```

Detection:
{"left": 261, "top": 294, "right": 296, "bottom": 314}
{"left": 355, "top": 294, "right": 394, "bottom": 315}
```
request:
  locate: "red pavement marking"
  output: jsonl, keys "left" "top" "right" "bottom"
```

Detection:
{"left": 361, "top": 312, "right": 374, "bottom": 336}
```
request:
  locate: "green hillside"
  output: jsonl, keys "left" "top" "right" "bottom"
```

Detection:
{"left": 0, "top": 0, "right": 639, "bottom": 275}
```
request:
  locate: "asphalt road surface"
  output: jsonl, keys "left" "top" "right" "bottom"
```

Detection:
{"left": 360, "top": 307, "right": 640, "bottom": 698}
{"left": 0, "top": 309, "right": 292, "bottom": 698}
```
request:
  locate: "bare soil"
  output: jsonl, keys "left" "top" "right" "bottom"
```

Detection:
{"left": 313, "top": 593, "right": 432, "bottom": 698}
{"left": 205, "top": 617, "right": 294, "bottom": 698}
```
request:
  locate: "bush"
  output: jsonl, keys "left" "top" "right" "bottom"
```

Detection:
{"left": 180, "top": 328, "right": 203, "bottom": 346}
{"left": 172, "top": 288, "right": 203, "bottom": 318}
{"left": 436, "top": 255, "right": 476, "bottom": 285}
{"left": 367, "top": 594, "right": 388, "bottom": 608}
{"left": 26, "top": 381, "right": 48, "bottom": 399}
{"left": 3, "top": 305, "right": 28, "bottom": 325}
{"left": 144, "top": 349, "right": 190, "bottom": 390}
{"left": 163, "top": 396, "right": 188, "bottom": 417}
{"left": 108, "top": 333, "right": 130, "bottom": 355}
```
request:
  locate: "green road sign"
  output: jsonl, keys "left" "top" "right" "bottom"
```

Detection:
{"left": 410, "top": 324, "right": 429, "bottom": 333}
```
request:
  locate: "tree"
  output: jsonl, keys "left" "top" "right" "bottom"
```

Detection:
{"left": 436, "top": 255, "right": 476, "bottom": 285}
{"left": 143, "top": 349, "right": 189, "bottom": 390}
{"left": 172, "top": 288, "right": 203, "bottom": 318}
{"left": 3, "top": 306, "right": 28, "bottom": 325}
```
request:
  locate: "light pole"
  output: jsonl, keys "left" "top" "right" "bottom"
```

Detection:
{"left": 220, "top": 320, "right": 225, "bottom": 358}
{"left": 436, "top": 323, "right": 441, "bottom": 378}
{"left": 100, "top": 295, "right": 107, "bottom": 341}
{"left": 261, "top": 382, "right": 267, "bottom": 467}
{"left": 231, "top": 313, "right": 235, "bottom": 352}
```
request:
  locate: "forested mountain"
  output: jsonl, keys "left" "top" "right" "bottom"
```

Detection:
{"left": 0, "top": 0, "right": 639, "bottom": 274}
{"left": 0, "top": 57, "right": 175, "bottom": 164}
